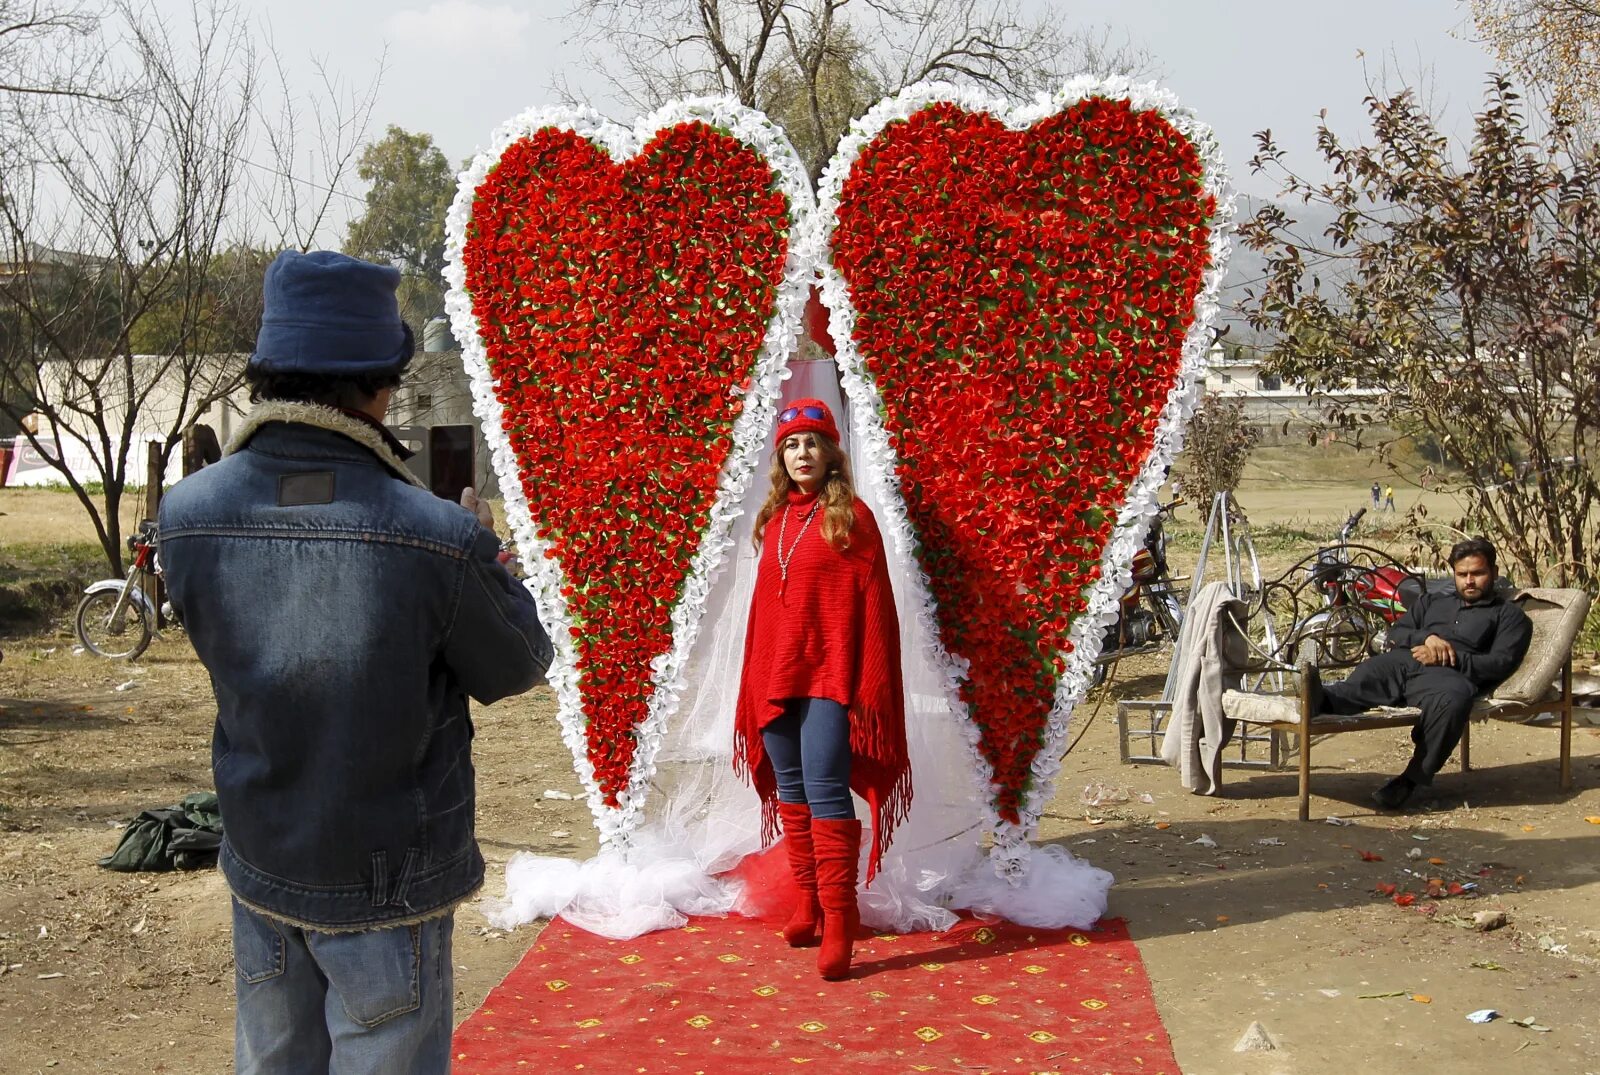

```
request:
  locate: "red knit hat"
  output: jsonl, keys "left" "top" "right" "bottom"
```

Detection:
{"left": 774, "top": 398, "right": 840, "bottom": 447}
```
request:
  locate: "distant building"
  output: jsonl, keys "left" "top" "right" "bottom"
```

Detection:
{"left": 384, "top": 324, "right": 500, "bottom": 499}
{"left": 1199, "top": 344, "right": 1382, "bottom": 444}
{"left": 0, "top": 242, "right": 107, "bottom": 285}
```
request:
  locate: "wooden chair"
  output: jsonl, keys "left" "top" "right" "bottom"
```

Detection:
{"left": 1219, "top": 587, "right": 1590, "bottom": 821}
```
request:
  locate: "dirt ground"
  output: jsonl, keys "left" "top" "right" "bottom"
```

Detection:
{"left": 3, "top": 483, "right": 1599, "bottom": 1074}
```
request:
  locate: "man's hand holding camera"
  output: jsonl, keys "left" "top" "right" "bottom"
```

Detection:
{"left": 460, "top": 486, "right": 495, "bottom": 532}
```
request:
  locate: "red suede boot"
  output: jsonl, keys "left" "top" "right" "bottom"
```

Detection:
{"left": 810, "top": 817, "right": 862, "bottom": 981}
{"left": 777, "top": 801, "right": 821, "bottom": 947}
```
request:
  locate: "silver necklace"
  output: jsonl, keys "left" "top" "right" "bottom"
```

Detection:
{"left": 777, "top": 500, "right": 820, "bottom": 591}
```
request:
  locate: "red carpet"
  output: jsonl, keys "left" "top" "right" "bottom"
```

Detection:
{"left": 452, "top": 915, "right": 1176, "bottom": 1074}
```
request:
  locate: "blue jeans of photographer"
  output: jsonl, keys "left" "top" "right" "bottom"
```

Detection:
{"left": 232, "top": 899, "right": 454, "bottom": 1075}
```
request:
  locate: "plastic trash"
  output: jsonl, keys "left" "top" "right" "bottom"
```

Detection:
{"left": 1079, "top": 783, "right": 1130, "bottom": 807}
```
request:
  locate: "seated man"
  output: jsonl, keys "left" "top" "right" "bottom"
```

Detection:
{"left": 1308, "top": 537, "right": 1532, "bottom": 810}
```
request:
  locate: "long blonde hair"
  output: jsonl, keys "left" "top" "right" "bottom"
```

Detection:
{"left": 753, "top": 433, "right": 857, "bottom": 551}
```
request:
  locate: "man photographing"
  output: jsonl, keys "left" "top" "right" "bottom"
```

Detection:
{"left": 1308, "top": 537, "right": 1532, "bottom": 810}
{"left": 159, "top": 250, "right": 553, "bottom": 1074}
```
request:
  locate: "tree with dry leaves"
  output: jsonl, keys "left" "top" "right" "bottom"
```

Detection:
{"left": 1177, "top": 394, "right": 1259, "bottom": 519}
{"left": 1469, "top": 0, "right": 1600, "bottom": 123}
{"left": 564, "top": 0, "right": 1150, "bottom": 182}
{"left": 1241, "top": 75, "right": 1600, "bottom": 587}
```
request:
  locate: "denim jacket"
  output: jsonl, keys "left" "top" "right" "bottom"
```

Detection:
{"left": 159, "top": 402, "right": 552, "bottom": 930}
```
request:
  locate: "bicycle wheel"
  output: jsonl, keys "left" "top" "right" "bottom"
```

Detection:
{"left": 1297, "top": 606, "right": 1371, "bottom": 666}
{"left": 1225, "top": 524, "right": 1287, "bottom": 690}
{"left": 1227, "top": 525, "right": 1265, "bottom": 607}
{"left": 75, "top": 588, "right": 154, "bottom": 660}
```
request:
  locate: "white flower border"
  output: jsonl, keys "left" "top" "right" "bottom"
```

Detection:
{"left": 443, "top": 98, "right": 817, "bottom": 852}
{"left": 815, "top": 78, "right": 1235, "bottom": 876}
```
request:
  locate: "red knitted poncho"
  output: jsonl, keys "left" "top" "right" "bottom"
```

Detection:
{"left": 733, "top": 488, "right": 910, "bottom": 882}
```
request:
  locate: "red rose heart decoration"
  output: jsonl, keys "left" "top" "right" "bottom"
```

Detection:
{"left": 446, "top": 103, "right": 810, "bottom": 833}
{"left": 820, "top": 85, "right": 1229, "bottom": 843}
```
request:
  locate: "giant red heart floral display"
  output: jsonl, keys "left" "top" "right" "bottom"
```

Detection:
{"left": 444, "top": 102, "right": 811, "bottom": 843}
{"left": 819, "top": 82, "right": 1230, "bottom": 850}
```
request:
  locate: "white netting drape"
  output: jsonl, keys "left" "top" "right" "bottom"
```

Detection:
{"left": 484, "top": 358, "right": 1113, "bottom": 939}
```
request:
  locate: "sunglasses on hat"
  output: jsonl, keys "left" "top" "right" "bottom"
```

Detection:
{"left": 779, "top": 405, "right": 828, "bottom": 424}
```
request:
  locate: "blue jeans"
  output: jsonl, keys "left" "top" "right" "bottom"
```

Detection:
{"left": 762, "top": 697, "right": 855, "bottom": 819}
{"left": 232, "top": 898, "right": 454, "bottom": 1075}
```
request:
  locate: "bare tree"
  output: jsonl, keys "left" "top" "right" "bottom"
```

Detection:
{"left": 0, "top": 0, "right": 112, "bottom": 103}
{"left": 562, "top": 0, "right": 1152, "bottom": 181}
{"left": 256, "top": 50, "right": 383, "bottom": 254}
{"left": 0, "top": 3, "right": 120, "bottom": 260}
{"left": 0, "top": 0, "right": 374, "bottom": 573}
{"left": 0, "top": 0, "right": 255, "bottom": 572}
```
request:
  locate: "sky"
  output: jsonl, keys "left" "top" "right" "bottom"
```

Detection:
{"left": 172, "top": 0, "right": 1505, "bottom": 242}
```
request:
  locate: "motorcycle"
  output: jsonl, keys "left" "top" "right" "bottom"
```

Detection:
{"left": 74, "top": 519, "right": 177, "bottom": 660}
{"left": 1294, "top": 508, "right": 1435, "bottom": 663}
{"left": 1092, "top": 497, "right": 1186, "bottom": 684}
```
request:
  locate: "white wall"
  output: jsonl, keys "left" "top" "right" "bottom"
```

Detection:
{"left": 5, "top": 355, "right": 249, "bottom": 487}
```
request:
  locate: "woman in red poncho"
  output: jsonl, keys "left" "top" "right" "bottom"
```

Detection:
{"left": 734, "top": 398, "right": 909, "bottom": 981}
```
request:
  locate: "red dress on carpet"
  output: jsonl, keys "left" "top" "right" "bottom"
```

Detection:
{"left": 733, "top": 488, "right": 910, "bottom": 881}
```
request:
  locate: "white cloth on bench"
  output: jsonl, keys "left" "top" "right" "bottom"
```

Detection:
{"left": 1160, "top": 582, "right": 1249, "bottom": 795}
{"left": 1221, "top": 688, "right": 1560, "bottom": 727}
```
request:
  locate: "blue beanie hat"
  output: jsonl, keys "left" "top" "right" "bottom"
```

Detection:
{"left": 249, "top": 250, "right": 414, "bottom": 375}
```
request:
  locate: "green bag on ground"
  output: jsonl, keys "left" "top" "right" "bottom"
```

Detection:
{"left": 99, "top": 792, "right": 223, "bottom": 872}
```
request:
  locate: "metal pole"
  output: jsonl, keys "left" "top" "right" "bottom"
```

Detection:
{"left": 144, "top": 441, "right": 163, "bottom": 626}
{"left": 1188, "top": 492, "right": 1222, "bottom": 598}
{"left": 1220, "top": 494, "right": 1236, "bottom": 594}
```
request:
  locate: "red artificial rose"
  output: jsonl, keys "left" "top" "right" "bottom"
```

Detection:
{"left": 832, "top": 97, "right": 1216, "bottom": 824}
{"left": 462, "top": 121, "right": 790, "bottom": 805}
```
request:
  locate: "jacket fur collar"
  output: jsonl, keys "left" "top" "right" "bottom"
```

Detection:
{"left": 225, "top": 401, "right": 428, "bottom": 489}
